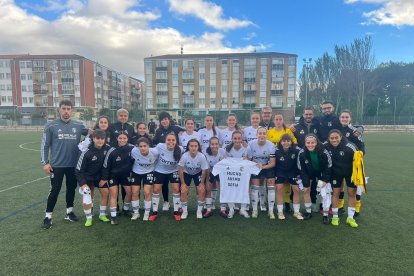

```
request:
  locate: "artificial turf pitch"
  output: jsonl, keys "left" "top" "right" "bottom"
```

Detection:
{"left": 0, "top": 131, "right": 413, "bottom": 275}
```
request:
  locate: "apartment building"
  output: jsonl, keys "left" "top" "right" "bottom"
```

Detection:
{"left": 144, "top": 52, "right": 297, "bottom": 124}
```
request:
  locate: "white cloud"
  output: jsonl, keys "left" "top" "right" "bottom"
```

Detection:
{"left": 168, "top": 0, "right": 253, "bottom": 31}
{"left": 345, "top": 0, "right": 414, "bottom": 26}
{"left": 0, "top": 0, "right": 264, "bottom": 79}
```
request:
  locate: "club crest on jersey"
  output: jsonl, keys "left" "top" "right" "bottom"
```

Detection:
{"left": 346, "top": 133, "right": 350, "bottom": 137}
{"left": 305, "top": 160, "right": 309, "bottom": 164}
{"left": 340, "top": 151, "right": 344, "bottom": 156}
{"left": 291, "top": 154, "right": 296, "bottom": 159}
{"left": 109, "top": 179, "right": 113, "bottom": 184}
{"left": 92, "top": 156, "right": 97, "bottom": 161}
{"left": 116, "top": 156, "right": 121, "bottom": 161}
{"left": 333, "top": 180, "right": 337, "bottom": 184}
{"left": 313, "top": 129, "right": 317, "bottom": 133}
{"left": 328, "top": 122, "right": 332, "bottom": 127}
{"left": 72, "top": 128, "right": 76, "bottom": 133}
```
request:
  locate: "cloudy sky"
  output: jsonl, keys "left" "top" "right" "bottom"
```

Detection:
{"left": 1, "top": 0, "right": 413, "bottom": 79}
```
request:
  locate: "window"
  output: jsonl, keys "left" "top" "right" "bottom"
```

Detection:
{"left": 210, "top": 85, "right": 216, "bottom": 93}
{"left": 289, "top": 57, "right": 296, "bottom": 65}
{"left": 0, "top": 84, "right": 4, "bottom": 90}
{"left": 20, "top": 61, "right": 26, "bottom": 68}
{"left": 8, "top": 96, "right": 13, "bottom": 103}
{"left": 27, "top": 85, "right": 33, "bottom": 92}
{"left": 26, "top": 61, "right": 32, "bottom": 68}
{"left": 199, "top": 98, "right": 205, "bottom": 105}
{"left": 0, "top": 73, "right": 4, "bottom": 79}
{"left": 21, "top": 74, "right": 26, "bottom": 80}
{"left": 22, "top": 85, "right": 27, "bottom": 92}
{"left": 27, "top": 74, "right": 32, "bottom": 80}
{"left": 7, "top": 84, "right": 12, "bottom": 91}
{"left": 23, "top": 97, "right": 27, "bottom": 103}
{"left": 172, "top": 60, "right": 179, "bottom": 68}
{"left": 29, "top": 97, "right": 34, "bottom": 103}
{"left": 199, "top": 85, "right": 205, "bottom": 93}
{"left": 271, "top": 96, "right": 283, "bottom": 107}
{"left": 73, "top": 60, "right": 79, "bottom": 68}
{"left": 288, "top": 84, "right": 295, "bottom": 91}
{"left": 6, "top": 73, "right": 11, "bottom": 79}
{"left": 1, "top": 96, "right": 6, "bottom": 103}
{"left": 156, "top": 71, "right": 167, "bottom": 79}
{"left": 199, "top": 73, "right": 205, "bottom": 79}
{"left": 288, "top": 71, "right": 295, "bottom": 78}
{"left": 199, "top": 60, "right": 205, "bottom": 68}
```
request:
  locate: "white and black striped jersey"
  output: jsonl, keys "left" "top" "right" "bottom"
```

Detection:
{"left": 243, "top": 126, "right": 259, "bottom": 143}
{"left": 247, "top": 140, "right": 276, "bottom": 165}
{"left": 131, "top": 147, "right": 159, "bottom": 175}
{"left": 179, "top": 131, "right": 201, "bottom": 151}
{"left": 154, "top": 143, "right": 183, "bottom": 174}
{"left": 197, "top": 127, "right": 220, "bottom": 151}
{"left": 178, "top": 152, "right": 209, "bottom": 175}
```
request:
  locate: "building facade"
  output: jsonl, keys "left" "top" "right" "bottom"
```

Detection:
{"left": 0, "top": 54, "right": 143, "bottom": 120}
{"left": 144, "top": 52, "right": 297, "bottom": 124}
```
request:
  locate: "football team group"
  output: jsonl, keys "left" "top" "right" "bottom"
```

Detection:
{"left": 40, "top": 100, "right": 366, "bottom": 229}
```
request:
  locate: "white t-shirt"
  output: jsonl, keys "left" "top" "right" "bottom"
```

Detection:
{"left": 224, "top": 146, "right": 249, "bottom": 159}
{"left": 131, "top": 147, "right": 159, "bottom": 174}
{"left": 154, "top": 143, "right": 183, "bottom": 174}
{"left": 212, "top": 158, "right": 261, "bottom": 204}
{"left": 178, "top": 151, "right": 209, "bottom": 175}
{"left": 197, "top": 127, "right": 220, "bottom": 151}
{"left": 179, "top": 131, "right": 201, "bottom": 151}
{"left": 243, "top": 126, "right": 259, "bottom": 143}
{"left": 219, "top": 128, "right": 236, "bottom": 148}
{"left": 203, "top": 148, "right": 226, "bottom": 170}
{"left": 247, "top": 140, "right": 276, "bottom": 165}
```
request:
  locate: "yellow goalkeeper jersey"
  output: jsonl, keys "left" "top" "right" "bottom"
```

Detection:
{"left": 267, "top": 127, "right": 297, "bottom": 146}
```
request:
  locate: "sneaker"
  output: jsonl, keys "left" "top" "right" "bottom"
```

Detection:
{"left": 354, "top": 212, "right": 360, "bottom": 220}
{"left": 196, "top": 211, "right": 203, "bottom": 219}
{"left": 110, "top": 216, "right": 118, "bottom": 225}
{"left": 260, "top": 205, "right": 267, "bottom": 212}
{"left": 252, "top": 210, "right": 258, "bottom": 219}
{"left": 181, "top": 211, "right": 188, "bottom": 220}
{"left": 338, "top": 207, "right": 345, "bottom": 216}
{"left": 268, "top": 211, "right": 275, "bottom": 220}
{"left": 293, "top": 212, "right": 304, "bottom": 220}
{"left": 65, "top": 212, "right": 78, "bottom": 222}
{"left": 346, "top": 217, "right": 358, "bottom": 228}
{"left": 122, "top": 210, "right": 132, "bottom": 217}
{"left": 99, "top": 215, "right": 110, "bottom": 223}
{"left": 284, "top": 203, "right": 291, "bottom": 213}
{"left": 84, "top": 218, "right": 93, "bottom": 227}
{"left": 303, "top": 212, "right": 312, "bottom": 220}
{"left": 203, "top": 210, "right": 213, "bottom": 218}
{"left": 278, "top": 212, "right": 285, "bottom": 220}
{"left": 219, "top": 210, "right": 228, "bottom": 218}
{"left": 148, "top": 212, "right": 158, "bottom": 221}
{"left": 227, "top": 209, "right": 235, "bottom": 219}
{"left": 162, "top": 202, "right": 170, "bottom": 211}
{"left": 173, "top": 211, "right": 181, "bottom": 221}
{"left": 239, "top": 210, "right": 250, "bottom": 218}
{"left": 43, "top": 217, "right": 52, "bottom": 229}
{"left": 143, "top": 212, "right": 150, "bottom": 221}
{"left": 131, "top": 213, "right": 140, "bottom": 220}
{"left": 323, "top": 216, "right": 330, "bottom": 225}
{"left": 331, "top": 217, "right": 340, "bottom": 226}
{"left": 234, "top": 205, "right": 240, "bottom": 211}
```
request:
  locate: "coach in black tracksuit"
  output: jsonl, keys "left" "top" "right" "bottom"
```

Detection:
{"left": 297, "top": 134, "right": 332, "bottom": 219}
{"left": 294, "top": 115, "right": 320, "bottom": 149}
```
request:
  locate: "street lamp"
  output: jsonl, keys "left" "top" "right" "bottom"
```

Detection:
{"left": 303, "top": 58, "right": 312, "bottom": 108}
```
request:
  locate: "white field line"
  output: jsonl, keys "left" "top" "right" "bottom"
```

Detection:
{"left": 19, "top": 142, "right": 40, "bottom": 152}
{"left": 0, "top": 176, "right": 49, "bottom": 193}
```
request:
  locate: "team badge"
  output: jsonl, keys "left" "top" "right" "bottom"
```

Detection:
{"left": 72, "top": 128, "right": 76, "bottom": 133}
{"left": 333, "top": 180, "right": 337, "bottom": 184}
{"left": 313, "top": 129, "right": 317, "bottom": 133}
{"left": 328, "top": 122, "right": 332, "bottom": 127}
{"left": 346, "top": 133, "right": 350, "bottom": 137}
{"left": 340, "top": 151, "right": 344, "bottom": 156}
{"left": 92, "top": 156, "right": 97, "bottom": 161}
{"left": 109, "top": 179, "right": 113, "bottom": 184}
{"left": 291, "top": 154, "right": 296, "bottom": 159}
{"left": 305, "top": 160, "right": 309, "bottom": 164}
{"left": 116, "top": 156, "right": 121, "bottom": 161}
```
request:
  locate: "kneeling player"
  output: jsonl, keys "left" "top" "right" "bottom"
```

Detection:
{"left": 75, "top": 130, "right": 110, "bottom": 226}
{"left": 131, "top": 137, "right": 159, "bottom": 221}
{"left": 178, "top": 139, "right": 209, "bottom": 219}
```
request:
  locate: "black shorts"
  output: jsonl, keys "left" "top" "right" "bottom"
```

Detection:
{"left": 154, "top": 171, "right": 180, "bottom": 185}
{"left": 183, "top": 172, "right": 203, "bottom": 186}
{"left": 251, "top": 168, "right": 275, "bottom": 179}
{"left": 208, "top": 172, "right": 220, "bottom": 183}
{"left": 275, "top": 176, "right": 297, "bottom": 185}
{"left": 331, "top": 176, "right": 356, "bottom": 189}
{"left": 131, "top": 172, "right": 156, "bottom": 186}
{"left": 109, "top": 175, "right": 130, "bottom": 187}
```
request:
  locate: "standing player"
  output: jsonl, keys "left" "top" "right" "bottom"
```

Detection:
{"left": 246, "top": 127, "right": 276, "bottom": 218}
{"left": 75, "top": 130, "right": 110, "bottom": 227}
{"left": 274, "top": 134, "right": 303, "bottom": 220}
{"left": 179, "top": 118, "right": 201, "bottom": 151}
{"left": 150, "top": 133, "right": 183, "bottom": 221}
{"left": 203, "top": 137, "right": 226, "bottom": 217}
{"left": 101, "top": 131, "right": 134, "bottom": 225}
{"left": 41, "top": 100, "right": 88, "bottom": 229}
{"left": 325, "top": 130, "right": 359, "bottom": 227}
{"left": 131, "top": 122, "right": 153, "bottom": 147}
{"left": 178, "top": 139, "right": 209, "bottom": 219}
{"left": 297, "top": 134, "right": 332, "bottom": 222}
{"left": 243, "top": 113, "right": 261, "bottom": 143}
{"left": 197, "top": 114, "right": 220, "bottom": 151}
{"left": 293, "top": 108, "right": 319, "bottom": 148}
{"left": 130, "top": 137, "right": 159, "bottom": 221}
{"left": 219, "top": 113, "right": 241, "bottom": 148}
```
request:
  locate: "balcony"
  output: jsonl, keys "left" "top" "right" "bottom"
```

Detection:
{"left": 243, "top": 103, "right": 256, "bottom": 108}
{"left": 157, "top": 103, "right": 168, "bottom": 108}
{"left": 61, "top": 78, "right": 74, "bottom": 83}
{"left": 155, "top": 66, "right": 168, "bottom": 71}
{"left": 156, "top": 79, "right": 168, "bottom": 83}
{"left": 271, "top": 90, "right": 283, "bottom": 95}
{"left": 244, "top": 77, "right": 256, "bottom": 83}
{"left": 156, "top": 91, "right": 168, "bottom": 96}
{"left": 243, "top": 90, "right": 256, "bottom": 96}
{"left": 62, "top": 90, "right": 75, "bottom": 95}
{"left": 182, "top": 79, "right": 194, "bottom": 83}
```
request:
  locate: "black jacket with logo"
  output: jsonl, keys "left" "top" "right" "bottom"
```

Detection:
{"left": 297, "top": 147, "right": 332, "bottom": 187}
{"left": 75, "top": 144, "right": 110, "bottom": 185}
{"left": 102, "top": 144, "right": 134, "bottom": 180}
{"left": 294, "top": 116, "right": 320, "bottom": 148}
